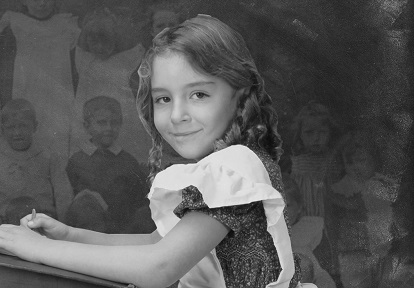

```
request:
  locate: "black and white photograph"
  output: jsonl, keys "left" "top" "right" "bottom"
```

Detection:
{"left": 0, "top": 0, "right": 412, "bottom": 287}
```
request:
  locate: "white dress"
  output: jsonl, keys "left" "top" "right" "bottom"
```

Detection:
{"left": 71, "top": 44, "right": 152, "bottom": 163}
{"left": 148, "top": 145, "right": 305, "bottom": 288}
{"left": 0, "top": 11, "right": 80, "bottom": 159}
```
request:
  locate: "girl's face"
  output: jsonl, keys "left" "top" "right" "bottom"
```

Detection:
{"left": 300, "top": 117, "right": 330, "bottom": 154}
{"left": 151, "top": 53, "right": 241, "bottom": 161}
{"left": 23, "top": 0, "right": 55, "bottom": 19}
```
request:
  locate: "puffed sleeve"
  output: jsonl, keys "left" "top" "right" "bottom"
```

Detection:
{"left": 148, "top": 145, "right": 296, "bottom": 288}
{"left": 174, "top": 185, "right": 261, "bottom": 235}
{"left": 148, "top": 145, "right": 280, "bottom": 235}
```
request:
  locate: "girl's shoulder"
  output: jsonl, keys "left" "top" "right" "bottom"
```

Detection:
{"left": 199, "top": 144, "right": 269, "bottom": 178}
{"left": 149, "top": 145, "right": 279, "bottom": 209}
{"left": 158, "top": 144, "right": 271, "bottom": 185}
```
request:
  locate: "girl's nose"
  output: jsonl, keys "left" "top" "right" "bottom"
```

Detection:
{"left": 170, "top": 101, "right": 190, "bottom": 124}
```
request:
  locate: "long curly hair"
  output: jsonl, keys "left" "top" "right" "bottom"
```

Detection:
{"left": 137, "top": 15, "right": 283, "bottom": 183}
{"left": 290, "top": 101, "right": 342, "bottom": 155}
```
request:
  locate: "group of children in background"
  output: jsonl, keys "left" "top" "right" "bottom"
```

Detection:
{"left": 0, "top": 96, "right": 153, "bottom": 234}
{"left": 0, "top": 0, "right": 181, "bottom": 233}
{"left": 283, "top": 102, "right": 401, "bottom": 287}
{"left": 0, "top": 1, "right": 408, "bottom": 287}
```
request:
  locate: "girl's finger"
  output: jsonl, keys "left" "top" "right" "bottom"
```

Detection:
{"left": 20, "top": 214, "right": 33, "bottom": 226}
{"left": 27, "top": 217, "right": 49, "bottom": 229}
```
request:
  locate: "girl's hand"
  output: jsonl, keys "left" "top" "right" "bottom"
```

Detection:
{"left": 20, "top": 213, "right": 71, "bottom": 241}
{"left": 0, "top": 224, "right": 48, "bottom": 263}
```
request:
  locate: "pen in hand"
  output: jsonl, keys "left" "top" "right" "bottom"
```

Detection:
{"left": 31, "top": 209, "right": 36, "bottom": 221}
{"left": 30, "top": 208, "right": 41, "bottom": 234}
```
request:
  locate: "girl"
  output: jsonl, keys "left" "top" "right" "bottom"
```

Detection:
{"left": 0, "top": 0, "right": 80, "bottom": 159}
{"left": 288, "top": 102, "right": 344, "bottom": 284}
{"left": 0, "top": 15, "right": 305, "bottom": 288}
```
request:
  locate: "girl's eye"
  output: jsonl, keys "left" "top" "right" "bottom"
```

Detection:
{"left": 154, "top": 96, "right": 171, "bottom": 104}
{"left": 190, "top": 92, "right": 209, "bottom": 100}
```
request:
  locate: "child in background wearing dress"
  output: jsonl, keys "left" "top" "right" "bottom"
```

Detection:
{"left": 0, "top": 15, "right": 311, "bottom": 288}
{"left": 0, "top": 99, "right": 73, "bottom": 222}
{"left": 289, "top": 102, "right": 344, "bottom": 284}
{"left": 148, "top": 1, "right": 182, "bottom": 39}
{"left": 0, "top": 0, "right": 80, "bottom": 160}
{"left": 331, "top": 129, "right": 399, "bottom": 287}
{"left": 66, "top": 96, "right": 150, "bottom": 234}
{"left": 283, "top": 174, "right": 336, "bottom": 288}
{"left": 71, "top": 6, "right": 150, "bottom": 163}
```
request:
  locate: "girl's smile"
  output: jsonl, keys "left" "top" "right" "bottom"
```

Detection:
{"left": 170, "top": 130, "right": 202, "bottom": 140}
{"left": 151, "top": 52, "right": 242, "bottom": 161}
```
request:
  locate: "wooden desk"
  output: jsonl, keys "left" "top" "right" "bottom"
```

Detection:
{"left": 0, "top": 253, "right": 129, "bottom": 288}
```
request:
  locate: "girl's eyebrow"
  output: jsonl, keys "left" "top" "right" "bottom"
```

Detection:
{"left": 151, "top": 87, "right": 168, "bottom": 94}
{"left": 151, "top": 81, "right": 216, "bottom": 94}
{"left": 185, "top": 81, "right": 216, "bottom": 88}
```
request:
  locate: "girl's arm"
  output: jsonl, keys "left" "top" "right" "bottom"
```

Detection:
{"left": 25, "top": 213, "right": 159, "bottom": 246}
{"left": 3, "top": 211, "right": 230, "bottom": 288}
{"left": 67, "top": 227, "right": 161, "bottom": 246}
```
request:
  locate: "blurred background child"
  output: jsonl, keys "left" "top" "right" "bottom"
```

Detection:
{"left": 0, "top": 99, "right": 73, "bottom": 222}
{"left": 332, "top": 129, "right": 399, "bottom": 287}
{"left": 148, "top": 0, "right": 182, "bottom": 39}
{"left": 66, "top": 96, "right": 150, "bottom": 233}
{"left": 283, "top": 173, "right": 337, "bottom": 288}
{"left": 65, "top": 189, "right": 109, "bottom": 233}
{"left": 288, "top": 101, "right": 344, "bottom": 285}
{"left": 0, "top": 0, "right": 80, "bottom": 160}
{"left": 71, "top": 6, "right": 150, "bottom": 163}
